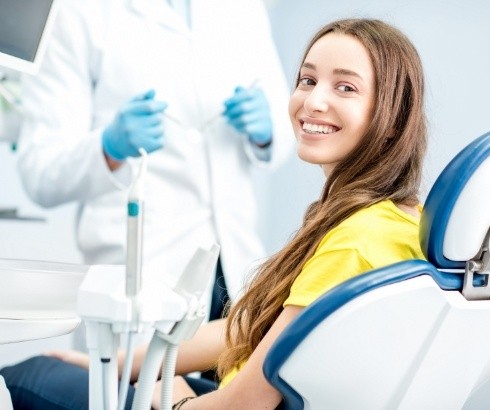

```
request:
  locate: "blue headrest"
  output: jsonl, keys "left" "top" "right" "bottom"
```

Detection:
{"left": 420, "top": 132, "right": 490, "bottom": 269}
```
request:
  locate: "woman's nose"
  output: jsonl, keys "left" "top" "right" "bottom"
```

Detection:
{"left": 304, "top": 87, "right": 329, "bottom": 114}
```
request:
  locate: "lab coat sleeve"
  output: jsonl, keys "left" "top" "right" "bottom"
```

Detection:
{"left": 240, "top": 0, "right": 294, "bottom": 170}
{"left": 16, "top": 0, "right": 131, "bottom": 208}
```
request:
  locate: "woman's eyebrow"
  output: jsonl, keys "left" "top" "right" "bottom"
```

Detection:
{"left": 302, "top": 62, "right": 363, "bottom": 80}
{"left": 333, "top": 68, "right": 362, "bottom": 79}
{"left": 302, "top": 62, "right": 316, "bottom": 70}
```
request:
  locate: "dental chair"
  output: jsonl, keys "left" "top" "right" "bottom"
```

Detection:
{"left": 0, "top": 260, "right": 86, "bottom": 344}
{"left": 263, "top": 132, "right": 490, "bottom": 409}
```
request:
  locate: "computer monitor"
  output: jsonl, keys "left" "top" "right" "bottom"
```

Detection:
{"left": 0, "top": 0, "right": 58, "bottom": 75}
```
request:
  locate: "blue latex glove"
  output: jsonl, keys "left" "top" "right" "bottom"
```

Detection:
{"left": 102, "top": 89, "right": 167, "bottom": 161}
{"left": 223, "top": 86, "right": 273, "bottom": 147}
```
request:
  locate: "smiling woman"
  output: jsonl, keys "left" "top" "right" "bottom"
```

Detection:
{"left": 216, "top": 19, "right": 426, "bottom": 399}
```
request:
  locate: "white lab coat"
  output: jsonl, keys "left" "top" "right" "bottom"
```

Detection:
{"left": 17, "top": 0, "right": 294, "bottom": 304}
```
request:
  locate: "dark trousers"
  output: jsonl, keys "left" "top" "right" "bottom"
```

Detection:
{"left": 209, "top": 258, "right": 230, "bottom": 322}
{"left": 0, "top": 356, "right": 218, "bottom": 409}
{"left": 202, "top": 258, "right": 230, "bottom": 383}
{"left": 0, "top": 260, "right": 229, "bottom": 409}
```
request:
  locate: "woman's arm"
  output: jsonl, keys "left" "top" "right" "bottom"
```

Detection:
{"left": 171, "top": 305, "right": 303, "bottom": 409}
{"left": 175, "top": 318, "right": 227, "bottom": 375}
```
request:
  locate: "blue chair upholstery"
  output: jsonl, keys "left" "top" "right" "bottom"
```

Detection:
{"left": 264, "top": 132, "right": 490, "bottom": 409}
{"left": 420, "top": 132, "right": 490, "bottom": 270}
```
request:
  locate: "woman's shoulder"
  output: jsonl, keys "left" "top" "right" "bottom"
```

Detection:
{"left": 341, "top": 200, "right": 419, "bottom": 229}
{"left": 318, "top": 200, "right": 420, "bottom": 251}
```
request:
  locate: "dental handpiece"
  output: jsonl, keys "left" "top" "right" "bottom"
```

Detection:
{"left": 125, "top": 148, "right": 147, "bottom": 297}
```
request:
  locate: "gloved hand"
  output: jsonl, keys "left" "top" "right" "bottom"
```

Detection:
{"left": 102, "top": 89, "right": 167, "bottom": 161}
{"left": 223, "top": 86, "right": 273, "bottom": 147}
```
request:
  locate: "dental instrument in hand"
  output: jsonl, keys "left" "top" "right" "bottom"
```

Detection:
{"left": 162, "top": 78, "right": 260, "bottom": 143}
{"left": 200, "top": 78, "right": 260, "bottom": 131}
{"left": 162, "top": 111, "right": 185, "bottom": 127}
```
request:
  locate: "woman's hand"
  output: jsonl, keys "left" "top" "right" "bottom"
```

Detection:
{"left": 151, "top": 376, "right": 196, "bottom": 410}
{"left": 44, "top": 350, "right": 90, "bottom": 369}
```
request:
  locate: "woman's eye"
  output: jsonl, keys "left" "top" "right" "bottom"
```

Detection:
{"left": 298, "top": 77, "right": 316, "bottom": 86}
{"left": 337, "top": 84, "right": 356, "bottom": 92}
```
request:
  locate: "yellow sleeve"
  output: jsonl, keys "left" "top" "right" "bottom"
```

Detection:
{"left": 284, "top": 248, "right": 372, "bottom": 308}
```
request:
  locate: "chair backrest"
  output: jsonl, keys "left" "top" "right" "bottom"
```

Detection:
{"left": 263, "top": 132, "right": 490, "bottom": 410}
{"left": 420, "top": 132, "right": 490, "bottom": 268}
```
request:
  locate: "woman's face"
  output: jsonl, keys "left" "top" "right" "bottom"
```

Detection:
{"left": 289, "top": 33, "right": 376, "bottom": 177}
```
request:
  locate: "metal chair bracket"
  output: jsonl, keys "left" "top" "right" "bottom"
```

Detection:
{"left": 462, "top": 229, "right": 490, "bottom": 300}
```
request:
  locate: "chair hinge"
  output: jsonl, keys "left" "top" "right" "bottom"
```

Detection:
{"left": 462, "top": 230, "right": 490, "bottom": 300}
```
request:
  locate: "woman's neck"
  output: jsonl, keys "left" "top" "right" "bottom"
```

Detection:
{"left": 395, "top": 203, "right": 420, "bottom": 218}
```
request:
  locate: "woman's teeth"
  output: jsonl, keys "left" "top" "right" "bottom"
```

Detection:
{"left": 302, "top": 122, "right": 338, "bottom": 134}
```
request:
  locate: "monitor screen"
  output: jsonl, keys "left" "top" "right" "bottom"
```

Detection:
{"left": 0, "top": 0, "right": 58, "bottom": 74}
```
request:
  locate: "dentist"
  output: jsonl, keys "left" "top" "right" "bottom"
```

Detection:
{"left": 16, "top": 0, "right": 293, "bottom": 322}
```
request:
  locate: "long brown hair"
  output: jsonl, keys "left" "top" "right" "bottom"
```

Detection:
{"left": 217, "top": 18, "right": 427, "bottom": 378}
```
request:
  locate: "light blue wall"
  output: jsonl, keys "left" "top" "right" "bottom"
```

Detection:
{"left": 260, "top": 0, "right": 490, "bottom": 254}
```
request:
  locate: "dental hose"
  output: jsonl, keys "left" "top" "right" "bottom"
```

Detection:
{"left": 131, "top": 334, "right": 168, "bottom": 410}
{"left": 160, "top": 343, "right": 179, "bottom": 410}
{"left": 117, "top": 332, "right": 136, "bottom": 410}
